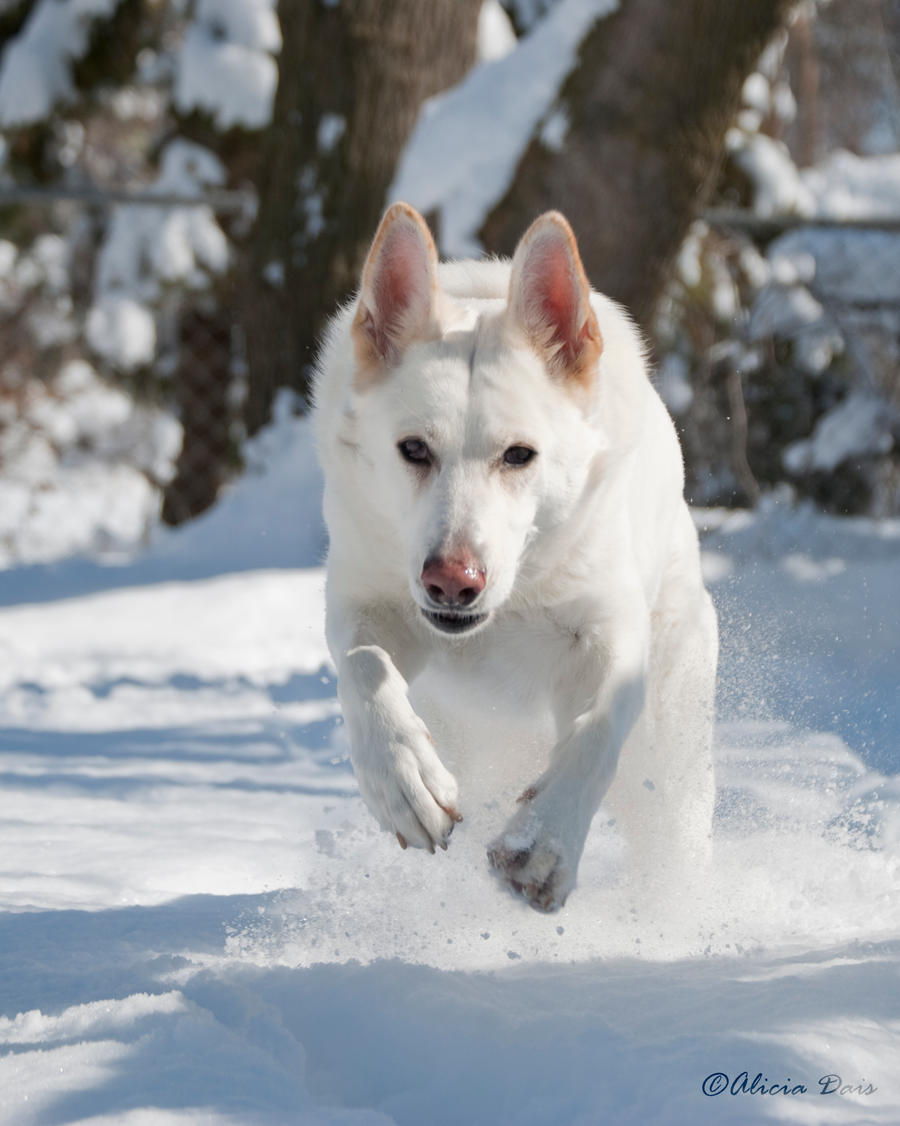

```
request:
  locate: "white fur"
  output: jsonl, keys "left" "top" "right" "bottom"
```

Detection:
{"left": 313, "top": 207, "right": 717, "bottom": 912}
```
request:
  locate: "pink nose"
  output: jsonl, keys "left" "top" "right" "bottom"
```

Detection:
{"left": 421, "top": 555, "right": 486, "bottom": 608}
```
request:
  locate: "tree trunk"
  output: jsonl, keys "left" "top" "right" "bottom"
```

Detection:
{"left": 239, "top": 0, "right": 482, "bottom": 433}
{"left": 480, "top": 0, "right": 794, "bottom": 329}
{"left": 886, "top": 0, "right": 900, "bottom": 80}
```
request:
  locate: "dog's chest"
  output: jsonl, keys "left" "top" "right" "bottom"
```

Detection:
{"left": 408, "top": 614, "right": 568, "bottom": 800}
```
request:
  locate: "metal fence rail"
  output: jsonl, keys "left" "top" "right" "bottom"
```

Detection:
{"left": 702, "top": 208, "right": 900, "bottom": 236}
{"left": 0, "top": 186, "right": 255, "bottom": 212}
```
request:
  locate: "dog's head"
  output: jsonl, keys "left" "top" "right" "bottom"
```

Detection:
{"left": 348, "top": 202, "right": 606, "bottom": 637}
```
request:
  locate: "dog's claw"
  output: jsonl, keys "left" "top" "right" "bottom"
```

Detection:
{"left": 505, "top": 873, "right": 564, "bottom": 912}
{"left": 440, "top": 805, "right": 463, "bottom": 823}
{"left": 438, "top": 819, "right": 456, "bottom": 850}
{"left": 396, "top": 832, "right": 408, "bottom": 850}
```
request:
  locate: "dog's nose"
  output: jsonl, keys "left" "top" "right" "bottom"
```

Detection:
{"left": 422, "top": 555, "right": 486, "bottom": 608}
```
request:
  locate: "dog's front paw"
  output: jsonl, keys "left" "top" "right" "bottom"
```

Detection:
{"left": 487, "top": 811, "right": 575, "bottom": 913}
{"left": 353, "top": 716, "right": 462, "bottom": 854}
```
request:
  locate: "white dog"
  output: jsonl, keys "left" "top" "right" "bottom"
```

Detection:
{"left": 313, "top": 202, "right": 717, "bottom": 912}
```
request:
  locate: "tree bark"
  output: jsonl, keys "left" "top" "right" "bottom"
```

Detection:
{"left": 239, "top": 0, "right": 482, "bottom": 433}
{"left": 480, "top": 0, "right": 794, "bottom": 329}
{"left": 886, "top": 0, "right": 900, "bottom": 81}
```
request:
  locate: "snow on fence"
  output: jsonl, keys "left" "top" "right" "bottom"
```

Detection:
{"left": 0, "top": 180, "right": 255, "bottom": 568}
{"left": 703, "top": 207, "right": 900, "bottom": 422}
{"left": 666, "top": 208, "right": 900, "bottom": 514}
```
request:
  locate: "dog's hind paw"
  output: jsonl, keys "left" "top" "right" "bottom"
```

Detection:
{"left": 487, "top": 829, "right": 574, "bottom": 913}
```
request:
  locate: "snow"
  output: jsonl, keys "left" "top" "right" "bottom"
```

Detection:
{"left": 741, "top": 72, "right": 771, "bottom": 117}
{"left": 0, "top": 360, "right": 181, "bottom": 570}
{"left": 729, "top": 132, "right": 816, "bottom": 218}
{"left": 0, "top": 0, "right": 119, "bottom": 128}
{"left": 391, "top": 0, "right": 619, "bottom": 256}
{"left": 804, "top": 150, "right": 900, "bottom": 222}
{"left": 174, "top": 1, "right": 280, "bottom": 130}
{"left": 505, "top": 0, "right": 556, "bottom": 33}
{"left": 0, "top": 399, "right": 898, "bottom": 1123}
{"left": 656, "top": 352, "right": 693, "bottom": 415}
{"left": 86, "top": 140, "right": 230, "bottom": 371}
{"left": 477, "top": 0, "right": 518, "bottom": 62}
{"left": 0, "top": 390, "right": 321, "bottom": 593}
{"left": 769, "top": 227, "right": 900, "bottom": 306}
{"left": 16, "top": 232, "right": 69, "bottom": 293}
{"left": 317, "top": 113, "right": 346, "bottom": 153}
{"left": 748, "top": 282, "right": 824, "bottom": 341}
{"left": 94, "top": 141, "right": 229, "bottom": 300}
{"left": 729, "top": 66, "right": 900, "bottom": 225}
{"left": 195, "top": 0, "right": 281, "bottom": 53}
{"left": 732, "top": 133, "right": 900, "bottom": 236}
{"left": 539, "top": 107, "right": 568, "bottom": 151}
{"left": 85, "top": 294, "right": 157, "bottom": 371}
{"left": 783, "top": 393, "right": 896, "bottom": 474}
{"left": 730, "top": 132, "right": 900, "bottom": 480}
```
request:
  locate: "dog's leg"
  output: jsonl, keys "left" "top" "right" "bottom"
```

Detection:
{"left": 605, "top": 512, "right": 718, "bottom": 886}
{"left": 327, "top": 594, "right": 461, "bottom": 852}
{"left": 632, "top": 583, "right": 717, "bottom": 876}
{"left": 488, "top": 621, "right": 649, "bottom": 912}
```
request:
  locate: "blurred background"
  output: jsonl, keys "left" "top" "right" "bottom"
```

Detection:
{"left": 1, "top": 0, "right": 899, "bottom": 573}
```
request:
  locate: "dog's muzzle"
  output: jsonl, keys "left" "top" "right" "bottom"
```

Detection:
{"left": 421, "top": 607, "right": 490, "bottom": 634}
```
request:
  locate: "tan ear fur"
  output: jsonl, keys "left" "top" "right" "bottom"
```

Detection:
{"left": 507, "top": 211, "right": 603, "bottom": 388}
{"left": 352, "top": 202, "right": 440, "bottom": 388}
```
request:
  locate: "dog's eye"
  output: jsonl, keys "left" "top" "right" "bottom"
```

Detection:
{"left": 502, "top": 445, "right": 537, "bottom": 467}
{"left": 398, "top": 438, "right": 433, "bottom": 466}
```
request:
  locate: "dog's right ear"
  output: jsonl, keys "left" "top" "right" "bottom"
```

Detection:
{"left": 352, "top": 202, "right": 439, "bottom": 382}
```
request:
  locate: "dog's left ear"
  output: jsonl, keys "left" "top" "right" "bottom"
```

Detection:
{"left": 507, "top": 211, "right": 602, "bottom": 385}
{"left": 352, "top": 202, "right": 439, "bottom": 381}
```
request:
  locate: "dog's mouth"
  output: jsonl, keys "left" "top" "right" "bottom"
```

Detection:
{"left": 421, "top": 608, "right": 490, "bottom": 635}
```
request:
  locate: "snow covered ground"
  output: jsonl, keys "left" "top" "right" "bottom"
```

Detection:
{"left": 0, "top": 411, "right": 898, "bottom": 1125}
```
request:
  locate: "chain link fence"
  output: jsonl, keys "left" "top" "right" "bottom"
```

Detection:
{"left": 2, "top": 189, "right": 899, "bottom": 572}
